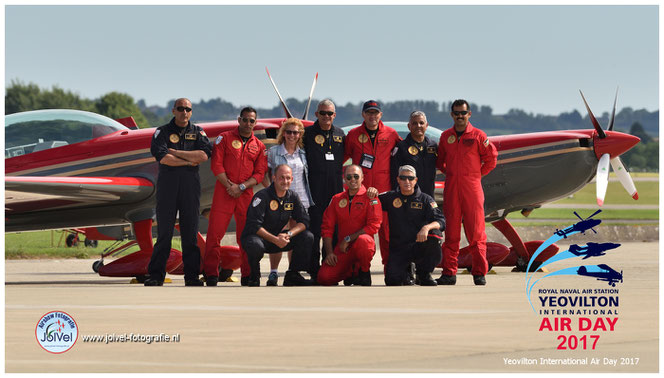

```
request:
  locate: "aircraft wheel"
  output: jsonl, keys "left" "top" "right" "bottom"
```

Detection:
{"left": 92, "top": 260, "right": 103, "bottom": 273}
{"left": 84, "top": 239, "right": 98, "bottom": 248}
{"left": 66, "top": 234, "right": 78, "bottom": 247}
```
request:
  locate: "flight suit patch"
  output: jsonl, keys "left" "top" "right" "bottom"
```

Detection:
{"left": 270, "top": 200, "right": 279, "bottom": 211}
{"left": 284, "top": 202, "right": 294, "bottom": 211}
{"left": 393, "top": 198, "right": 402, "bottom": 208}
{"left": 170, "top": 134, "right": 180, "bottom": 143}
{"left": 232, "top": 140, "right": 242, "bottom": 149}
{"left": 430, "top": 202, "right": 438, "bottom": 208}
{"left": 447, "top": 135, "right": 456, "bottom": 144}
{"left": 333, "top": 135, "right": 342, "bottom": 143}
{"left": 338, "top": 199, "right": 348, "bottom": 208}
{"left": 410, "top": 202, "right": 423, "bottom": 209}
{"left": 427, "top": 146, "right": 436, "bottom": 154}
{"left": 358, "top": 134, "right": 369, "bottom": 144}
{"left": 315, "top": 135, "right": 325, "bottom": 145}
{"left": 185, "top": 133, "right": 197, "bottom": 140}
{"left": 462, "top": 138, "right": 474, "bottom": 146}
{"left": 408, "top": 146, "right": 419, "bottom": 155}
{"left": 483, "top": 139, "right": 490, "bottom": 147}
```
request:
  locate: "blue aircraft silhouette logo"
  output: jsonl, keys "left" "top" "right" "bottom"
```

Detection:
{"left": 569, "top": 242, "right": 621, "bottom": 259}
{"left": 577, "top": 264, "right": 623, "bottom": 287}
{"left": 555, "top": 209, "right": 602, "bottom": 238}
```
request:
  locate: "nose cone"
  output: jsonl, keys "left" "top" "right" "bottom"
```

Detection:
{"left": 593, "top": 131, "right": 641, "bottom": 160}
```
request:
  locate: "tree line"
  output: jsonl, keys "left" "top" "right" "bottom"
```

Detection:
{"left": 5, "top": 81, "right": 658, "bottom": 171}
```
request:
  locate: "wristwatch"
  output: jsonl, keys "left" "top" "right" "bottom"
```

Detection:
{"left": 344, "top": 235, "right": 352, "bottom": 243}
{"left": 239, "top": 183, "right": 246, "bottom": 191}
{"left": 287, "top": 231, "right": 293, "bottom": 237}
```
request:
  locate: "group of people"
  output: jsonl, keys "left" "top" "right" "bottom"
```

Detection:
{"left": 145, "top": 97, "right": 498, "bottom": 287}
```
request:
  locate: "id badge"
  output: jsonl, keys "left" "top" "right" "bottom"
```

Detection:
{"left": 325, "top": 152, "right": 335, "bottom": 161}
{"left": 360, "top": 153, "right": 375, "bottom": 169}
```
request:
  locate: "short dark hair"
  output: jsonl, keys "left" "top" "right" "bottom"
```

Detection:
{"left": 451, "top": 99, "right": 470, "bottom": 111}
{"left": 240, "top": 106, "right": 257, "bottom": 117}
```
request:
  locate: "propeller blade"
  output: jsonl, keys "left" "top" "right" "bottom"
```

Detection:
{"left": 573, "top": 211, "right": 583, "bottom": 221}
{"left": 302, "top": 72, "right": 318, "bottom": 121}
{"left": 588, "top": 209, "right": 603, "bottom": 219}
{"left": 265, "top": 67, "right": 293, "bottom": 119}
{"left": 580, "top": 90, "right": 607, "bottom": 138}
{"left": 607, "top": 87, "right": 618, "bottom": 131}
{"left": 610, "top": 157, "right": 639, "bottom": 200}
{"left": 596, "top": 153, "right": 610, "bottom": 206}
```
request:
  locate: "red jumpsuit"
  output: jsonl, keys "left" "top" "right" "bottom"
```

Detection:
{"left": 436, "top": 122, "right": 497, "bottom": 276}
{"left": 344, "top": 121, "right": 401, "bottom": 265}
{"left": 203, "top": 127, "right": 267, "bottom": 278}
{"left": 317, "top": 185, "right": 383, "bottom": 285}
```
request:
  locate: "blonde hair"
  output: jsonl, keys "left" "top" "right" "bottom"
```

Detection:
{"left": 276, "top": 118, "right": 305, "bottom": 148}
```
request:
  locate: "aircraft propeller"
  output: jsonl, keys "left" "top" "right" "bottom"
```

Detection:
{"left": 266, "top": 67, "right": 319, "bottom": 121}
{"left": 579, "top": 89, "right": 639, "bottom": 206}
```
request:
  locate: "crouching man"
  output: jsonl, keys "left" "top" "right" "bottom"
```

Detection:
{"left": 241, "top": 164, "right": 313, "bottom": 286}
{"left": 379, "top": 165, "right": 445, "bottom": 286}
{"left": 317, "top": 165, "right": 382, "bottom": 286}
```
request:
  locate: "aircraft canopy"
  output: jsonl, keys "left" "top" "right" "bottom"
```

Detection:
{"left": 5, "top": 109, "right": 127, "bottom": 158}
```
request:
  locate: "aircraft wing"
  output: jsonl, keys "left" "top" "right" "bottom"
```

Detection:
{"left": 5, "top": 176, "right": 154, "bottom": 214}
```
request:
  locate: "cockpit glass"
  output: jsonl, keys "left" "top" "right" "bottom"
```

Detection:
{"left": 5, "top": 109, "right": 127, "bottom": 158}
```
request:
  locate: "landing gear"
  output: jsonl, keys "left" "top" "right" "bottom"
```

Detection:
{"left": 84, "top": 239, "right": 98, "bottom": 248}
{"left": 92, "top": 260, "right": 104, "bottom": 273}
{"left": 66, "top": 234, "right": 79, "bottom": 247}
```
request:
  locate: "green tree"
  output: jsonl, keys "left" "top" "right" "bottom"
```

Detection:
{"left": 94, "top": 92, "right": 150, "bottom": 128}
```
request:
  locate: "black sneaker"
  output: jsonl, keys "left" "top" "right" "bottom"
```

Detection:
{"left": 240, "top": 276, "right": 250, "bottom": 286}
{"left": 144, "top": 278, "right": 163, "bottom": 286}
{"left": 206, "top": 275, "right": 219, "bottom": 287}
{"left": 436, "top": 274, "right": 456, "bottom": 285}
{"left": 185, "top": 278, "right": 204, "bottom": 286}
{"left": 266, "top": 272, "right": 278, "bottom": 286}
{"left": 473, "top": 275, "right": 486, "bottom": 286}
{"left": 358, "top": 270, "right": 372, "bottom": 286}
{"left": 218, "top": 268, "right": 234, "bottom": 282}
{"left": 343, "top": 274, "right": 356, "bottom": 286}
{"left": 416, "top": 272, "right": 438, "bottom": 286}
{"left": 406, "top": 262, "right": 416, "bottom": 284}
{"left": 283, "top": 271, "right": 312, "bottom": 286}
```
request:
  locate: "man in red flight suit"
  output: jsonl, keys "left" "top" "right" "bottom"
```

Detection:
{"left": 203, "top": 106, "right": 268, "bottom": 286}
{"left": 317, "top": 165, "right": 383, "bottom": 286}
{"left": 436, "top": 99, "right": 497, "bottom": 286}
{"left": 344, "top": 100, "right": 401, "bottom": 266}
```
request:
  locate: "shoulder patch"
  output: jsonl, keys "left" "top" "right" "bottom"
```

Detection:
{"left": 370, "top": 199, "right": 378, "bottom": 205}
{"left": 215, "top": 135, "right": 223, "bottom": 145}
{"left": 153, "top": 129, "right": 161, "bottom": 139}
{"left": 483, "top": 138, "right": 489, "bottom": 147}
{"left": 391, "top": 146, "right": 398, "bottom": 156}
{"left": 430, "top": 202, "right": 438, "bottom": 208}
{"left": 200, "top": 130, "right": 207, "bottom": 137}
{"left": 252, "top": 197, "right": 262, "bottom": 207}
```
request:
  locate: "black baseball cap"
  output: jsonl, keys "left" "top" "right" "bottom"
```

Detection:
{"left": 362, "top": 100, "right": 381, "bottom": 112}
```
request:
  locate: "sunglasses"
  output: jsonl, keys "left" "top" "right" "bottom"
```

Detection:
{"left": 176, "top": 106, "right": 192, "bottom": 113}
{"left": 452, "top": 111, "right": 469, "bottom": 116}
{"left": 318, "top": 111, "right": 335, "bottom": 116}
{"left": 398, "top": 175, "right": 416, "bottom": 181}
{"left": 284, "top": 130, "right": 301, "bottom": 135}
{"left": 345, "top": 174, "right": 360, "bottom": 180}
{"left": 241, "top": 117, "right": 256, "bottom": 124}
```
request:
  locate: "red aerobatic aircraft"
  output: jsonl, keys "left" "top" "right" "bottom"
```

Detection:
{"left": 4, "top": 71, "right": 640, "bottom": 279}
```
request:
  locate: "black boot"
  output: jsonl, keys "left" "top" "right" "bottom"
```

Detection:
{"left": 358, "top": 270, "right": 372, "bottom": 286}
{"left": 436, "top": 274, "right": 456, "bottom": 285}
{"left": 473, "top": 275, "right": 486, "bottom": 286}
{"left": 283, "top": 271, "right": 312, "bottom": 286}
{"left": 416, "top": 272, "right": 437, "bottom": 286}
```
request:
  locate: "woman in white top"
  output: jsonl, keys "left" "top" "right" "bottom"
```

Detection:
{"left": 264, "top": 118, "right": 313, "bottom": 286}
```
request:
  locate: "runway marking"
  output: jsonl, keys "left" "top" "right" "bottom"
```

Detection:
{"left": 5, "top": 358, "right": 448, "bottom": 372}
{"left": 5, "top": 303, "right": 514, "bottom": 315}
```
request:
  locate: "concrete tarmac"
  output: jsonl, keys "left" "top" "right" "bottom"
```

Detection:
{"left": 5, "top": 241, "right": 659, "bottom": 373}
